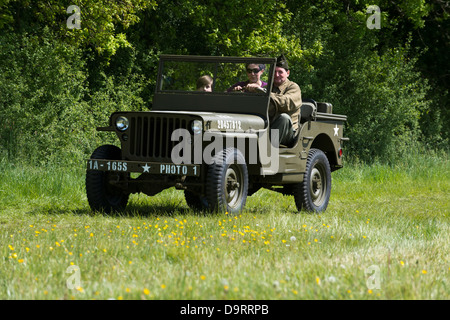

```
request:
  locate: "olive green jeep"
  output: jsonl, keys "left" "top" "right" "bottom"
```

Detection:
{"left": 86, "top": 55, "right": 348, "bottom": 214}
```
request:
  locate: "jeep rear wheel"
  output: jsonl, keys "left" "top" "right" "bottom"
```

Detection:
{"left": 293, "top": 148, "right": 331, "bottom": 213}
{"left": 206, "top": 148, "right": 248, "bottom": 213}
{"left": 86, "top": 145, "right": 129, "bottom": 213}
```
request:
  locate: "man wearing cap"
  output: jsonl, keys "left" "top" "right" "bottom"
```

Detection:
{"left": 269, "top": 55, "right": 302, "bottom": 147}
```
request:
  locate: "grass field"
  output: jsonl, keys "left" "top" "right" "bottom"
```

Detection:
{"left": 0, "top": 154, "right": 448, "bottom": 300}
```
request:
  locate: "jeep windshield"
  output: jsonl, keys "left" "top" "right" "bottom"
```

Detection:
{"left": 152, "top": 55, "right": 276, "bottom": 120}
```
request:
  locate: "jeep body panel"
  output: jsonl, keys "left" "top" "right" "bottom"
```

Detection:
{"left": 258, "top": 119, "right": 346, "bottom": 180}
{"left": 101, "top": 110, "right": 266, "bottom": 164}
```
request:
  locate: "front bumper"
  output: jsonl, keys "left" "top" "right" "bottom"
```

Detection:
{"left": 87, "top": 159, "right": 200, "bottom": 177}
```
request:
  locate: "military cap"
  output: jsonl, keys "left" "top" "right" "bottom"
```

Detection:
{"left": 276, "top": 54, "right": 289, "bottom": 70}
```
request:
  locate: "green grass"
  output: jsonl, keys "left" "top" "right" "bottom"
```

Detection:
{"left": 0, "top": 155, "right": 449, "bottom": 300}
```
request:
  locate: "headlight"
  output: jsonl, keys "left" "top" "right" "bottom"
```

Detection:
{"left": 115, "top": 116, "right": 129, "bottom": 131}
{"left": 191, "top": 120, "right": 202, "bottom": 135}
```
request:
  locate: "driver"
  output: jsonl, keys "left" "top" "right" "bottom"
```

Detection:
{"left": 227, "top": 63, "right": 267, "bottom": 92}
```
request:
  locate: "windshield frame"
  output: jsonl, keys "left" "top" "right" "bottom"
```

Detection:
{"left": 152, "top": 55, "right": 276, "bottom": 120}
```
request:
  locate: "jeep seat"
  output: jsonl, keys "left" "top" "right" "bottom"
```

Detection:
{"left": 300, "top": 102, "right": 316, "bottom": 124}
{"left": 284, "top": 99, "right": 317, "bottom": 148}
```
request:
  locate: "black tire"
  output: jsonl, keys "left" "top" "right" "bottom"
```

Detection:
{"left": 86, "top": 145, "right": 129, "bottom": 213}
{"left": 206, "top": 148, "right": 248, "bottom": 213}
{"left": 293, "top": 148, "right": 331, "bottom": 213}
{"left": 184, "top": 190, "right": 209, "bottom": 211}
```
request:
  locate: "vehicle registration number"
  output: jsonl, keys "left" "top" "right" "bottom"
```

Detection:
{"left": 87, "top": 160, "right": 200, "bottom": 176}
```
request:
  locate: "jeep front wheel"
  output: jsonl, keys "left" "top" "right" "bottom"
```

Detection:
{"left": 184, "top": 190, "right": 209, "bottom": 211}
{"left": 206, "top": 148, "right": 248, "bottom": 213}
{"left": 86, "top": 145, "right": 129, "bottom": 213}
{"left": 293, "top": 148, "right": 331, "bottom": 213}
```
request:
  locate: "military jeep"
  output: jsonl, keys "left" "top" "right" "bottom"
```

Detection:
{"left": 86, "top": 55, "right": 347, "bottom": 214}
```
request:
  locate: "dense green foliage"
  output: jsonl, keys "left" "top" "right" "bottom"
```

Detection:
{"left": 0, "top": 0, "right": 448, "bottom": 164}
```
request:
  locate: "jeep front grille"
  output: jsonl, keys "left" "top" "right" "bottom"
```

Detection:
{"left": 126, "top": 114, "right": 191, "bottom": 162}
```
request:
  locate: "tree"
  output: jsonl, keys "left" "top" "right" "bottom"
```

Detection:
{"left": 0, "top": 0, "right": 157, "bottom": 59}
{"left": 284, "top": 0, "right": 433, "bottom": 162}
{"left": 0, "top": 0, "right": 447, "bottom": 164}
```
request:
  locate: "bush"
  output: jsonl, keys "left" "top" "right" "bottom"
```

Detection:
{"left": 293, "top": 40, "right": 430, "bottom": 164}
{"left": 0, "top": 29, "right": 87, "bottom": 163}
{"left": 336, "top": 47, "right": 430, "bottom": 164}
{"left": 0, "top": 29, "right": 148, "bottom": 165}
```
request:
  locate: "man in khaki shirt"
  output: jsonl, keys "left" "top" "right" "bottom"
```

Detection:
{"left": 269, "top": 55, "right": 302, "bottom": 146}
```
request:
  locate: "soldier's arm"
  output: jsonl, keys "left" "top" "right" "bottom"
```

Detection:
{"left": 270, "top": 82, "right": 302, "bottom": 114}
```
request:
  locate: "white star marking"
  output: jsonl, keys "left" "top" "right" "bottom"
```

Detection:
{"left": 142, "top": 163, "right": 151, "bottom": 173}
{"left": 334, "top": 124, "right": 339, "bottom": 136}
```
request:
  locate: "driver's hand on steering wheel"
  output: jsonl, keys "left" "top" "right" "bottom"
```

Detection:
{"left": 245, "top": 83, "right": 262, "bottom": 92}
